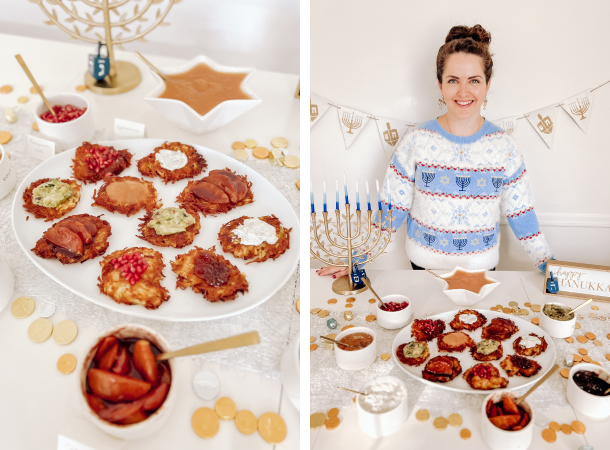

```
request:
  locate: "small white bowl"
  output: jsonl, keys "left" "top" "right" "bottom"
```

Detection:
{"left": 0, "top": 144, "right": 15, "bottom": 200}
{"left": 280, "top": 334, "right": 300, "bottom": 411}
{"left": 357, "top": 375, "right": 408, "bottom": 437}
{"left": 539, "top": 301, "right": 575, "bottom": 339}
{"left": 144, "top": 55, "right": 262, "bottom": 135}
{"left": 481, "top": 390, "right": 534, "bottom": 450}
{"left": 438, "top": 266, "right": 500, "bottom": 307}
{"left": 334, "top": 326, "right": 376, "bottom": 371}
{"left": 77, "top": 324, "right": 179, "bottom": 440}
{"left": 35, "top": 93, "right": 95, "bottom": 151}
{"left": 374, "top": 295, "right": 412, "bottom": 330}
{"left": 567, "top": 363, "right": 610, "bottom": 419}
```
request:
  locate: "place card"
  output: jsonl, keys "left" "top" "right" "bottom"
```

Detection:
{"left": 57, "top": 418, "right": 124, "bottom": 450}
{"left": 114, "top": 118, "right": 146, "bottom": 139}
{"left": 27, "top": 135, "right": 56, "bottom": 161}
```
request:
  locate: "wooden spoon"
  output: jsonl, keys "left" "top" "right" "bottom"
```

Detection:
{"left": 338, "top": 386, "right": 368, "bottom": 396}
{"left": 15, "top": 54, "right": 56, "bottom": 116}
{"left": 155, "top": 331, "right": 259, "bottom": 361}
{"left": 361, "top": 277, "right": 386, "bottom": 308}
{"left": 515, "top": 364, "right": 560, "bottom": 405}
{"left": 425, "top": 269, "right": 445, "bottom": 281}
{"left": 568, "top": 299, "right": 593, "bottom": 315}
{"left": 134, "top": 51, "right": 169, "bottom": 81}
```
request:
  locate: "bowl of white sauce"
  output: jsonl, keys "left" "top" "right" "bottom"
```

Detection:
{"left": 357, "top": 375, "right": 408, "bottom": 437}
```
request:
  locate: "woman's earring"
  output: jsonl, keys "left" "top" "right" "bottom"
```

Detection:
{"left": 438, "top": 97, "right": 446, "bottom": 109}
{"left": 483, "top": 98, "right": 488, "bottom": 110}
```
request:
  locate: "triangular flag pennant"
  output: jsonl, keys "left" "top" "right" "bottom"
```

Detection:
{"left": 374, "top": 116, "right": 412, "bottom": 160}
{"left": 493, "top": 116, "right": 520, "bottom": 136}
{"left": 561, "top": 90, "right": 594, "bottom": 134}
{"left": 525, "top": 104, "right": 560, "bottom": 148}
{"left": 336, "top": 104, "right": 370, "bottom": 149}
{"left": 310, "top": 93, "right": 332, "bottom": 128}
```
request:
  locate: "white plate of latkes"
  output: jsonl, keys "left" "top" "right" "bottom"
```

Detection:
{"left": 11, "top": 139, "right": 299, "bottom": 322}
{"left": 392, "top": 309, "right": 556, "bottom": 394}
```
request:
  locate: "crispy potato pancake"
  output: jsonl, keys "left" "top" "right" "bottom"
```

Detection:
{"left": 92, "top": 176, "right": 161, "bottom": 217}
{"left": 463, "top": 363, "right": 509, "bottom": 390}
{"left": 513, "top": 333, "right": 548, "bottom": 357}
{"left": 471, "top": 340, "right": 504, "bottom": 361}
{"left": 218, "top": 215, "right": 291, "bottom": 264}
{"left": 31, "top": 214, "right": 111, "bottom": 264}
{"left": 137, "top": 141, "right": 207, "bottom": 184}
{"left": 436, "top": 331, "right": 476, "bottom": 353}
{"left": 136, "top": 206, "right": 201, "bottom": 248}
{"left": 71, "top": 142, "right": 132, "bottom": 184}
{"left": 97, "top": 247, "right": 170, "bottom": 310}
{"left": 22, "top": 178, "right": 82, "bottom": 221}
{"left": 171, "top": 246, "right": 248, "bottom": 302}
{"left": 481, "top": 317, "right": 519, "bottom": 341}
{"left": 396, "top": 342, "right": 429, "bottom": 367}
{"left": 422, "top": 355, "right": 462, "bottom": 383}
{"left": 411, "top": 319, "right": 446, "bottom": 342}
{"left": 500, "top": 354, "right": 542, "bottom": 377}
{"left": 449, "top": 309, "right": 487, "bottom": 331}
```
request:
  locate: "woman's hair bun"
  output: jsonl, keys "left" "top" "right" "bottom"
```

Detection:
{"left": 445, "top": 24, "right": 491, "bottom": 46}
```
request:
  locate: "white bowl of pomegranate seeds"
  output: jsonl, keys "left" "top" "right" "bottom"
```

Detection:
{"left": 374, "top": 294, "right": 412, "bottom": 330}
{"left": 35, "top": 93, "right": 94, "bottom": 151}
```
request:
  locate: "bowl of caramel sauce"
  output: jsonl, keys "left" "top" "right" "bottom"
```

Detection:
{"left": 438, "top": 267, "right": 500, "bottom": 306}
{"left": 144, "top": 55, "right": 262, "bottom": 135}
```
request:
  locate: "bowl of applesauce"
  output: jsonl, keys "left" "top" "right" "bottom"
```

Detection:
{"left": 438, "top": 267, "right": 500, "bottom": 306}
{"left": 144, "top": 55, "right": 262, "bottom": 135}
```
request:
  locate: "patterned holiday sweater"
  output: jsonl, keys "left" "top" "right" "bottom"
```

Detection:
{"left": 376, "top": 118, "right": 553, "bottom": 272}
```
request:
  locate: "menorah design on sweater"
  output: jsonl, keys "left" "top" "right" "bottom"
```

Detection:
{"left": 422, "top": 170, "right": 435, "bottom": 188}
{"left": 492, "top": 176, "right": 503, "bottom": 193}
{"left": 456, "top": 174, "right": 471, "bottom": 192}
{"left": 568, "top": 97, "right": 590, "bottom": 121}
{"left": 342, "top": 111, "right": 363, "bottom": 134}
{"left": 453, "top": 236, "right": 468, "bottom": 251}
{"left": 483, "top": 232, "right": 495, "bottom": 247}
{"left": 423, "top": 231, "right": 436, "bottom": 247}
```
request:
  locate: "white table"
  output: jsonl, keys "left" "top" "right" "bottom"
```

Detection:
{"left": 310, "top": 269, "right": 609, "bottom": 450}
{"left": 0, "top": 33, "right": 300, "bottom": 449}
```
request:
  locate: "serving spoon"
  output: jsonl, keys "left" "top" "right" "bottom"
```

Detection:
{"left": 155, "top": 331, "right": 260, "bottom": 361}
{"left": 319, "top": 335, "right": 359, "bottom": 348}
{"left": 567, "top": 298, "right": 593, "bottom": 315}
{"left": 515, "top": 364, "right": 560, "bottom": 406}
{"left": 134, "top": 51, "right": 169, "bottom": 82}
{"left": 338, "top": 386, "right": 368, "bottom": 396}
{"left": 361, "top": 277, "right": 386, "bottom": 308}
{"left": 15, "top": 54, "right": 56, "bottom": 117}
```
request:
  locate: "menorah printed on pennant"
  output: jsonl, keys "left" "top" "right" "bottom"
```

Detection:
{"left": 310, "top": 100, "right": 318, "bottom": 122}
{"left": 492, "top": 176, "right": 503, "bottom": 193}
{"left": 568, "top": 96, "right": 590, "bottom": 121}
{"left": 453, "top": 236, "right": 468, "bottom": 251}
{"left": 455, "top": 174, "right": 471, "bottom": 192}
{"left": 423, "top": 231, "right": 436, "bottom": 247}
{"left": 383, "top": 122, "right": 399, "bottom": 146}
{"left": 503, "top": 121, "right": 514, "bottom": 135}
{"left": 483, "top": 232, "right": 495, "bottom": 247}
{"left": 421, "top": 170, "right": 435, "bottom": 188}
{"left": 342, "top": 111, "right": 363, "bottom": 134}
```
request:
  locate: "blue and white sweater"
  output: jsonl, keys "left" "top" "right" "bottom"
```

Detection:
{"left": 377, "top": 118, "right": 553, "bottom": 272}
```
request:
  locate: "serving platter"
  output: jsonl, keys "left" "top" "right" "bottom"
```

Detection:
{"left": 391, "top": 309, "right": 557, "bottom": 393}
{"left": 11, "top": 139, "right": 299, "bottom": 321}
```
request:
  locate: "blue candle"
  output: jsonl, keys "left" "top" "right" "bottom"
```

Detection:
{"left": 376, "top": 180, "right": 381, "bottom": 210}
{"left": 343, "top": 173, "right": 349, "bottom": 204}
{"left": 310, "top": 181, "right": 315, "bottom": 213}
{"left": 335, "top": 179, "right": 339, "bottom": 210}
{"left": 366, "top": 181, "right": 371, "bottom": 211}
{"left": 356, "top": 180, "right": 360, "bottom": 211}
{"left": 323, "top": 180, "right": 327, "bottom": 213}
{"left": 387, "top": 179, "right": 392, "bottom": 210}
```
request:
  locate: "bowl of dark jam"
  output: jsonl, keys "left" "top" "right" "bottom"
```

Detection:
{"left": 567, "top": 364, "right": 610, "bottom": 419}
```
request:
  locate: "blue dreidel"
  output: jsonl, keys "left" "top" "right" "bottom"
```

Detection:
{"left": 546, "top": 271, "right": 559, "bottom": 294}
{"left": 88, "top": 42, "right": 110, "bottom": 81}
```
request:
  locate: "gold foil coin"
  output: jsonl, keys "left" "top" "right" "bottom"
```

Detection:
{"left": 341, "top": 325, "right": 354, "bottom": 331}
{"left": 365, "top": 315, "right": 376, "bottom": 322}
{"left": 542, "top": 428, "right": 557, "bottom": 443}
{"left": 310, "top": 308, "right": 321, "bottom": 314}
{"left": 369, "top": 299, "right": 376, "bottom": 304}
{"left": 346, "top": 297, "right": 356, "bottom": 303}
{"left": 594, "top": 339, "right": 603, "bottom": 346}
{"left": 345, "top": 304, "right": 353, "bottom": 309}
{"left": 560, "top": 368, "right": 570, "bottom": 378}
{"left": 253, "top": 147, "right": 269, "bottom": 159}
{"left": 11, "top": 296, "right": 36, "bottom": 319}
{"left": 607, "top": 333, "right": 610, "bottom": 339}
{"left": 502, "top": 307, "right": 512, "bottom": 314}
{"left": 509, "top": 301, "right": 518, "bottom": 307}
{"left": 585, "top": 332, "right": 596, "bottom": 340}
{"left": 571, "top": 420, "right": 586, "bottom": 434}
{"left": 283, "top": 155, "right": 300, "bottom": 169}
{"left": 192, "top": 407, "right": 219, "bottom": 439}
{"left": 310, "top": 412, "right": 326, "bottom": 429}
{"left": 325, "top": 417, "right": 340, "bottom": 430}
{"left": 57, "top": 354, "right": 77, "bottom": 374}
{"left": 28, "top": 318, "right": 53, "bottom": 343}
{"left": 490, "top": 307, "right": 497, "bottom": 311}
{"left": 433, "top": 416, "right": 448, "bottom": 430}
{"left": 32, "top": 122, "right": 39, "bottom": 131}
{"left": 310, "top": 344, "right": 318, "bottom": 351}
{"left": 0, "top": 131, "right": 13, "bottom": 145}
{"left": 381, "top": 353, "right": 391, "bottom": 361}
{"left": 30, "top": 86, "right": 41, "bottom": 94}
{"left": 296, "top": 298, "right": 300, "bottom": 313}
{"left": 215, "top": 396, "right": 237, "bottom": 420}
{"left": 326, "top": 334, "right": 337, "bottom": 339}
{"left": 524, "top": 302, "right": 531, "bottom": 307}
{"left": 0, "top": 85, "right": 13, "bottom": 94}
{"left": 460, "top": 428, "right": 471, "bottom": 440}
{"left": 415, "top": 409, "right": 430, "bottom": 421}
{"left": 549, "top": 421, "right": 560, "bottom": 431}
{"left": 531, "top": 318, "right": 540, "bottom": 325}
{"left": 591, "top": 361, "right": 601, "bottom": 366}
{"left": 582, "top": 355, "right": 592, "bottom": 362}
{"left": 328, "top": 298, "right": 337, "bottom": 304}
{"left": 578, "top": 348, "right": 588, "bottom": 355}
{"left": 574, "top": 354, "right": 583, "bottom": 362}
{"left": 233, "top": 149, "right": 248, "bottom": 162}
{"left": 448, "top": 413, "right": 462, "bottom": 427}
{"left": 258, "top": 412, "right": 286, "bottom": 443}
{"left": 271, "top": 137, "right": 288, "bottom": 148}
{"left": 327, "top": 408, "right": 339, "bottom": 418}
{"left": 75, "top": 85, "right": 87, "bottom": 92}
{"left": 575, "top": 322, "right": 581, "bottom": 329}
{"left": 530, "top": 304, "right": 541, "bottom": 312}
{"left": 496, "top": 304, "right": 503, "bottom": 309}
{"left": 244, "top": 139, "right": 257, "bottom": 149}
{"left": 591, "top": 305, "right": 599, "bottom": 310}
{"left": 344, "top": 311, "right": 353, "bottom": 321}
{"left": 310, "top": 336, "right": 315, "bottom": 343}
{"left": 520, "top": 309, "right": 529, "bottom": 315}
{"left": 235, "top": 410, "right": 257, "bottom": 435}
{"left": 577, "top": 335, "right": 588, "bottom": 344}
{"left": 53, "top": 320, "right": 78, "bottom": 345}
{"left": 560, "top": 423, "right": 572, "bottom": 434}
{"left": 318, "top": 310, "right": 329, "bottom": 318}
{"left": 232, "top": 141, "right": 245, "bottom": 150}
{"left": 296, "top": 179, "right": 300, "bottom": 190}
{"left": 565, "top": 337, "right": 574, "bottom": 343}
{"left": 17, "top": 96, "right": 28, "bottom": 104}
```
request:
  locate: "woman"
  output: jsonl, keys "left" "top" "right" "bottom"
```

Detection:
{"left": 318, "top": 24, "right": 553, "bottom": 278}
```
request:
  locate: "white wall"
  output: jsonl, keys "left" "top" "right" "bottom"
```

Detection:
{"left": 310, "top": 0, "right": 610, "bottom": 271}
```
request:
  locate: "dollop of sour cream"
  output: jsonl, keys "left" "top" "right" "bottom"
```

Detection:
{"left": 459, "top": 313, "right": 478, "bottom": 324}
{"left": 156, "top": 149, "right": 188, "bottom": 170}
{"left": 520, "top": 335, "right": 541, "bottom": 349}
{"left": 233, "top": 218, "right": 278, "bottom": 246}
{"left": 360, "top": 380, "right": 406, "bottom": 414}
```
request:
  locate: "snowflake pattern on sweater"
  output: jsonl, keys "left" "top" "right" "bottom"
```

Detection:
{"left": 377, "top": 118, "right": 553, "bottom": 272}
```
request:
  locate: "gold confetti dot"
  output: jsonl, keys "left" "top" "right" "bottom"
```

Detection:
{"left": 296, "top": 298, "right": 300, "bottom": 313}
{"left": 502, "top": 307, "right": 512, "bottom": 314}
{"left": 235, "top": 410, "right": 257, "bottom": 435}
{"left": 490, "top": 307, "right": 497, "bottom": 311}
{"left": 560, "top": 423, "right": 572, "bottom": 435}
{"left": 233, "top": 149, "right": 248, "bottom": 162}
{"left": 591, "top": 361, "right": 601, "bottom": 366}
{"left": 606, "top": 354, "right": 610, "bottom": 361}
{"left": 0, "top": 131, "right": 13, "bottom": 145}
{"left": 310, "top": 308, "right": 321, "bottom": 314}
{"left": 574, "top": 354, "right": 583, "bottom": 362}
{"left": 509, "top": 301, "right": 518, "bottom": 307}
{"left": 448, "top": 413, "right": 462, "bottom": 427}
{"left": 310, "top": 336, "right": 315, "bottom": 343}
{"left": 11, "top": 296, "right": 35, "bottom": 319}
{"left": 325, "top": 416, "right": 340, "bottom": 430}
{"left": 585, "top": 332, "right": 596, "bottom": 340}
{"left": 579, "top": 348, "right": 588, "bottom": 355}
{"left": 232, "top": 141, "right": 245, "bottom": 150}
{"left": 28, "top": 318, "right": 53, "bottom": 343}
{"left": 583, "top": 355, "right": 592, "bottom": 362}
{"left": 57, "top": 354, "right": 77, "bottom": 374}
{"left": 318, "top": 310, "right": 329, "bottom": 318}
{"left": 75, "top": 85, "right": 87, "bottom": 92}
{"left": 310, "top": 344, "right": 318, "bottom": 351}
{"left": 591, "top": 305, "right": 599, "bottom": 310}
{"left": 572, "top": 420, "right": 586, "bottom": 434}
{"left": 17, "top": 96, "right": 28, "bottom": 104}
{"left": 296, "top": 179, "right": 300, "bottom": 190}
{"left": 594, "top": 339, "right": 602, "bottom": 346}
{"left": 496, "top": 304, "right": 503, "bottom": 310}
{"left": 560, "top": 368, "right": 570, "bottom": 378}
{"left": 520, "top": 309, "right": 529, "bottom": 315}
{"left": 565, "top": 337, "right": 574, "bottom": 343}
{"left": 53, "top": 320, "right": 78, "bottom": 345}
{"left": 310, "top": 412, "right": 326, "bottom": 429}
{"left": 531, "top": 318, "right": 540, "bottom": 325}
{"left": 30, "top": 86, "right": 41, "bottom": 94}
{"left": 549, "top": 421, "right": 560, "bottom": 431}
{"left": 192, "top": 407, "right": 219, "bottom": 439}
{"left": 326, "top": 334, "right": 337, "bottom": 340}
{"left": 542, "top": 428, "right": 557, "bottom": 443}
{"left": 353, "top": 396, "right": 356, "bottom": 403}
{"left": 327, "top": 408, "right": 339, "bottom": 418}
{"left": 577, "top": 335, "right": 588, "bottom": 344}
{"left": 531, "top": 304, "right": 541, "bottom": 312}
{"left": 607, "top": 333, "right": 610, "bottom": 340}
{"left": 381, "top": 353, "right": 391, "bottom": 361}
{"left": 366, "top": 315, "right": 376, "bottom": 322}
{"left": 244, "top": 139, "right": 257, "bottom": 148}
{"left": 215, "top": 397, "right": 237, "bottom": 420}
{"left": 524, "top": 302, "right": 531, "bottom": 307}
{"left": 346, "top": 297, "right": 356, "bottom": 303}
{"left": 575, "top": 322, "right": 581, "bottom": 329}
{"left": 368, "top": 299, "right": 376, "bottom": 304}
{"left": 415, "top": 409, "right": 430, "bottom": 421}
{"left": 271, "top": 137, "right": 288, "bottom": 148}
{"left": 0, "top": 85, "right": 13, "bottom": 94}
{"left": 460, "top": 428, "right": 471, "bottom": 440}
{"left": 258, "top": 412, "right": 287, "bottom": 443}
{"left": 433, "top": 416, "right": 448, "bottom": 430}
{"left": 341, "top": 325, "right": 354, "bottom": 331}
{"left": 253, "top": 147, "right": 269, "bottom": 159}
{"left": 345, "top": 304, "right": 353, "bottom": 309}
{"left": 32, "top": 122, "right": 39, "bottom": 131}
{"left": 328, "top": 298, "right": 337, "bottom": 304}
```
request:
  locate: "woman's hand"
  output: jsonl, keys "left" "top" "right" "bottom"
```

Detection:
{"left": 316, "top": 266, "right": 349, "bottom": 278}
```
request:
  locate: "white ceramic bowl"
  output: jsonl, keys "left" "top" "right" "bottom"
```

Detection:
{"left": 77, "top": 324, "right": 179, "bottom": 440}
{"left": 539, "top": 301, "right": 575, "bottom": 339}
{"left": 35, "top": 93, "right": 94, "bottom": 151}
{"left": 356, "top": 375, "right": 408, "bottom": 437}
{"left": 438, "top": 266, "right": 500, "bottom": 307}
{"left": 0, "top": 144, "right": 15, "bottom": 200}
{"left": 567, "top": 363, "right": 610, "bottom": 419}
{"left": 334, "top": 326, "right": 377, "bottom": 371}
{"left": 144, "top": 55, "right": 262, "bottom": 135}
{"left": 0, "top": 254, "right": 14, "bottom": 313}
{"left": 374, "top": 295, "right": 412, "bottom": 330}
{"left": 481, "top": 390, "right": 534, "bottom": 450}
{"left": 280, "top": 334, "right": 300, "bottom": 411}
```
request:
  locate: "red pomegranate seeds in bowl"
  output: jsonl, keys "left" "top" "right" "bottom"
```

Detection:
{"left": 34, "top": 93, "right": 94, "bottom": 150}
{"left": 379, "top": 301, "right": 409, "bottom": 312}
{"left": 375, "top": 294, "right": 412, "bottom": 330}
{"left": 40, "top": 104, "right": 87, "bottom": 123}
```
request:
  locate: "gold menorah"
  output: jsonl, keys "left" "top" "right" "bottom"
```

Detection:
{"left": 342, "top": 111, "right": 363, "bottom": 134}
{"left": 569, "top": 97, "right": 590, "bottom": 120}
{"left": 310, "top": 205, "right": 393, "bottom": 295}
{"left": 310, "top": 100, "right": 318, "bottom": 122}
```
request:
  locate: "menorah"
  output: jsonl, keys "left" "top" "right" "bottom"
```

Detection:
{"left": 504, "top": 121, "right": 514, "bottom": 135}
{"left": 453, "top": 236, "right": 468, "bottom": 251}
{"left": 342, "top": 111, "right": 363, "bottom": 134}
{"left": 310, "top": 99, "right": 318, "bottom": 122}
{"left": 424, "top": 231, "right": 436, "bottom": 247}
{"left": 456, "top": 174, "right": 471, "bottom": 192}
{"left": 492, "top": 176, "right": 503, "bottom": 193}
{"left": 483, "top": 232, "right": 495, "bottom": 247}
{"left": 383, "top": 122, "right": 399, "bottom": 146}
{"left": 422, "top": 170, "right": 436, "bottom": 188}
{"left": 569, "top": 97, "right": 590, "bottom": 120}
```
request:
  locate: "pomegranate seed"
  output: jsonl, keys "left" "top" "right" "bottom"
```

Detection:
{"left": 133, "top": 274, "right": 140, "bottom": 282}
{"left": 113, "top": 263, "right": 120, "bottom": 270}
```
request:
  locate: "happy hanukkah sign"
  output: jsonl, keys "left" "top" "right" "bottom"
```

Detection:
{"left": 544, "top": 260, "right": 610, "bottom": 303}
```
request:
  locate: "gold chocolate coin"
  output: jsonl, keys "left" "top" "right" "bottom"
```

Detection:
{"left": 448, "top": 413, "right": 462, "bottom": 427}
{"left": 57, "top": 353, "right": 77, "bottom": 374}
{"left": 560, "top": 423, "right": 572, "bottom": 434}
{"left": 318, "top": 310, "right": 329, "bottom": 318}
{"left": 327, "top": 408, "right": 339, "bottom": 418}
{"left": 607, "top": 354, "right": 610, "bottom": 361}
{"left": 594, "top": 339, "right": 602, "bottom": 346}
{"left": 192, "top": 407, "right": 219, "bottom": 439}
{"left": 344, "top": 311, "right": 353, "bottom": 321}
{"left": 310, "top": 336, "right": 315, "bottom": 343}
{"left": 325, "top": 417, "right": 340, "bottom": 430}
{"left": 232, "top": 141, "right": 245, "bottom": 150}
{"left": 530, "top": 304, "right": 541, "bottom": 312}
{"left": 560, "top": 368, "right": 570, "bottom": 378}
{"left": 575, "top": 322, "right": 581, "bottom": 329}
{"left": 258, "top": 412, "right": 286, "bottom": 444}
{"left": 460, "top": 428, "right": 471, "bottom": 440}
{"left": 582, "top": 355, "right": 592, "bottom": 362}
{"left": 524, "top": 302, "right": 531, "bottom": 307}
{"left": 574, "top": 354, "right": 583, "bottom": 362}
{"left": 607, "top": 333, "right": 610, "bottom": 340}
{"left": 328, "top": 298, "right": 337, "bottom": 304}
{"left": 433, "top": 416, "right": 448, "bottom": 430}
{"left": 585, "top": 332, "right": 596, "bottom": 340}
{"left": 490, "top": 307, "right": 497, "bottom": 311}
{"left": 253, "top": 147, "right": 269, "bottom": 159}
{"left": 324, "top": 342, "right": 333, "bottom": 350}
{"left": 369, "top": 299, "right": 376, "bottom": 304}
{"left": 549, "top": 421, "right": 560, "bottom": 431}
{"left": 0, "top": 85, "right": 12, "bottom": 94}
{"left": 271, "top": 137, "right": 288, "bottom": 148}
{"left": 346, "top": 297, "right": 356, "bottom": 303}
{"left": 542, "top": 428, "right": 557, "bottom": 443}
{"left": 17, "top": 96, "right": 28, "bottom": 104}
{"left": 75, "top": 85, "right": 87, "bottom": 92}
{"left": 0, "top": 131, "right": 13, "bottom": 145}
{"left": 415, "top": 409, "right": 430, "bottom": 421}
{"left": 496, "top": 304, "right": 503, "bottom": 310}
{"left": 233, "top": 149, "right": 248, "bottom": 161}
{"left": 310, "top": 344, "right": 318, "bottom": 351}
{"left": 502, "top": 307, "right": 512, "bottom": 314}
{"left": 11, "top": 296, "right": 35, "bottom": 319}
{"left": 296, "top": 298, "right": 300, "bottom": 313}
{"left": 520, "top": 309, "right": 529, "bottom": 315}
{"left": 345, "top": 304, "right": 353, "bottom": 309}
{"left": 591, "top": 305, "right": 599, "bottom": 310}
{"left": 32, "top": 122, "right": 39, "bottom": 131}
{"left": 30, "top": 86, "right": 42, "bottom": 94}
{"left": 244, "top": 139, "right": 257, "bottom": 149}
{"left": 28, "top": 318, "right": 53, "bottom": 343}
{"left": 235, "top": 410, "right": 257, "bottom": 435}
{"left": 341, "top": 325, "right": 354, "bottom": 331}
{"left": 509, "top": 301, "right": 518, "bottom": 307}
{"left": 578, "top": 348, "right": 588, "bottom": 355}
{"left": 310, "top": 308, "right": 321, "bottom": 314}
{"left": 215, "top": 396, "right": 237, "bottom": 420}
{"left": 283, "top": 155, "right": 300, "bottom": 169}
{"left": 591, "top": 361, "right": 601, "bottom": 366}
{"left": 326, "top": 334, "right": 337, "bottom": 339}
{"left": 577, "top": 335, "right": 588, "bottom": 344}
{"left": 53, "top": 320, "right": 78, "bottom": 345}
{"left": 531, "top": 318, "right": 540, "bottom": 325}
{"left": 565, "top": 337, "right": 574, "bottom": 343}
{"left": 381, "top": 353, "right": 391, "bottom": 361}
{"left": 365, "top": 315, "right": 376, "bottom": 322}
{"left": 571, "top": 420, "right": 586, "bottom": 434}
{"left": 296, "top": 179, "right": 300, "bottom": 190}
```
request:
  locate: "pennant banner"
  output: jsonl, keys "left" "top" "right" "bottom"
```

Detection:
{"left": 526, "top": 104, "right": 560, "bottom": 149}
{"left": 310, "top": 93, "right": 332, "bottom": 128}
{"left": 561, "top": 90, "right": 594, "bottom": 135}
{"left": 337, "top": 104, "right": 370, "bottom": 149}
{"left": 493, "top": 116, "right": 520, "bottom": 136}
{"left": 374, "top": 116, "right": 412, "bottom": 160}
